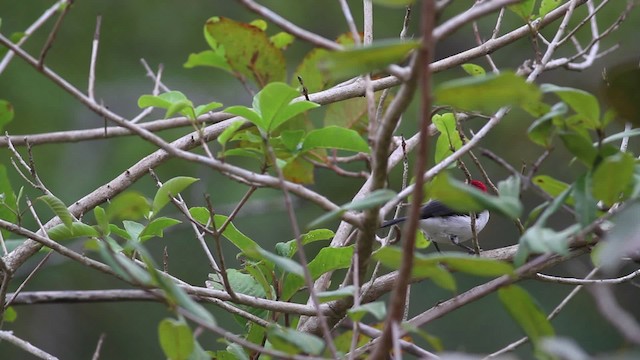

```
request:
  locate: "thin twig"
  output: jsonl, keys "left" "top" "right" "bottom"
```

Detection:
{"left": 236, "top": 0, "right": 340, "bottom": 50}
{"left": 0, "top": 0, "right": 68, "bottom": 74}
{"left": 178, "top": 308, "right": 330, "bottom": 360}
{"left": 205, "top": 194, "right": 239, "bottom": 301}
{"left": 534, "top": 269, "right": 640, "bottom": 285}
{"left": 90, "top": 333, "right": 106, "bottom": 360}
{"left": 263, "top": 141, "right": 339, "bottom": 358}
{"left": 370, "top": 1, "right": 435, "bottom": 358}
{"left": 88, "top": 15, "right": 102, "bottom": 101}
{"left": 0, "top": 331, "right": 59, "bottom": 360}
{"left": 486, "top": 268, "right": 599, "bottom": 358}
{"left": 37, "top": 0, "right": 74, "bottom": 69}
{"left": 338, "top": 0, "right": 361, "bottom": 44}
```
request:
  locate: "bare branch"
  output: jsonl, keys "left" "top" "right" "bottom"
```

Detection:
{"left": 37, "top": 0, "right": 74, "bottom": 68}
{"left": 236, "top": 0, "right": 341, "bottom": 50}
{"left": 0, "top": 0, "right": 69, "bottom": 75}
{"left": 88, "top": 15, "right": 102, "bottom": 101}
{"left": 0, "top": 331, "right": 59, "bottom": 360}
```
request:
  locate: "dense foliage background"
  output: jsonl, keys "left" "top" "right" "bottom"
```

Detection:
{"left": 1, "top": 1, "right": 640, "bottom": 359}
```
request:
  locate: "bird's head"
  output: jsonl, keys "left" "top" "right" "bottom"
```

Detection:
{"left": 469, "top": 179, "right": 488, "bottom": 193}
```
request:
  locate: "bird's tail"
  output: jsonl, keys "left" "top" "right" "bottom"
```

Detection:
{"left": 380, "top": 217, "right": 407, "bottom": 228}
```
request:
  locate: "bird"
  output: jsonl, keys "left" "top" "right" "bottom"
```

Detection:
{"left": 381, "top": 180, "right": 490, "bottom": 253}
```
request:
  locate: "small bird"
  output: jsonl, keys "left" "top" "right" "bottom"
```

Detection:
{"left": 381, "top": 180, "right": 490, "bottom": 253}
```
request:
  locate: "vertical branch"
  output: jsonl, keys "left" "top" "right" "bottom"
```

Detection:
{"left": 88, "top": 15, "right": 102, "bottom": 102}
{"left": 38, "top": 0, "right": 74, "bottom": 69}
{"left": 263, "top": 141, "right": 339, "bottom": 358}
{"left": 370, "top": 0, "right": 436, "bottom": 358}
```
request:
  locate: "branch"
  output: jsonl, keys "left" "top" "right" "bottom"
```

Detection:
{"left": 0, "top": 0, "right": 69, "bottom": 75}
{"left": 0, "top": 331, "right": 58, "bottom": 360}
{"left": 236, "top": 0, "right": 340, "bottom": 50}
{"left": 370, "top": 0, "right": 435, "bottom": 357}
{"left": 434, "top": 0, "right": 523, "bottom": 40}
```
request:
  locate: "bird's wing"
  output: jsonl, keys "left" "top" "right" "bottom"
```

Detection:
{"left": 420, "top": 200, "right": 462, "bottom": 218}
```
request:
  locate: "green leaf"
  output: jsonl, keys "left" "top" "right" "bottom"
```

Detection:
{"left": 603, "top": 65, "right": 640, "bottom": 124}
{"left": 257, "top": 82, "right": 319, "bottom": 132}
{"left": 319, "top": 39, "right": 420, "bottom": 79}
{"left": 415, "top": 229, "right": 429, "bottom": 249}
{"left": 532, "top": 175, "right": 572, "bottom": 205}
{"left": 270, "top": 32, "right": 294, "bottom": 49}
{"left": 223, "top": 106, "right": 265, "bottom": 130}
{"left": 282, "top": 246, "right": 354, "bottom": 300}
{"left": 267, "top": 325, "right": 325, "bottom": 355}
{"left": 282, "top": 156, "right": 314, "bottom": 184}
{"left": 527, "top": 102, "right": 567, "bottom": 147}
{"left": 38, "top": 195, "right": 73, "bottom": 229}
{"left": 94, "top": 206, "right": 109, "bottom": 236}
{"left": 540, "top": 0, "right": 562, "bottom": 17}
{"left": 4, "top": 306, "right": 17, "bottom": 323}
{"left": 596, "top": 202, "right": 640, "bottom": 272}
{"left": 592, "top": 152, "right": 635, "bottom": 207}
{"left": 323, "top": 97, "right": 370, "bottom": 134}
{"left": 301, "top": 126, "right": 369, "bottom": 153}
{"left": 211, "top": 214, "right": 264, "bottom": 259}
{"left": 275, "top": 229, "right": 335, "bottom": 258}
{"left": 348, "top": 301, "right": 387, "bottom": 322}
{"left": 158, "top": 318, "right": 195, "bottom": 360}
{"left": 47, "top": 222, "right": 100, "bottom": 241}
{"left": 184, "top": 50, "right": 231, "bottom": 71}
{"left": 308, "top": 189, "right": 396, "bottom": 228}
{"left": 535, "top": 185, "right": 573, "bottom": 226}
{"left": 109, "top": 225, "right": 130, "bottom": 241}
{"left": 194, "top": 101, "right": 223, "bottom": 117}
{"left": 223, "top": 343, "right": 250, "bottom": 360}
{"left": 204, "top": 17, "right": 286, "bottom": 87}
{"left": 515, "top": 224, "right": 577, "bottom": 267}
{"left": 0, "top": 165, "right": 17, "bottom": 239}
{"left": 217, "top": 120, "right": 246, "bottom": 148}
{"left": 151, "top": 177, "right": 199, "bottom": 216}
{"left": 138, "top": 91, "right": 194, "bottom": 119}
{"left": 461, "top": 63, "right": 485, "bottom": 77}
{"left": 573, "top": 174, "right": 597, "bottom": 229}
{"left": 226, "top": 83, "right": 319, "bottom": 134}
{"left": 372, "top": 246, "right": 457, "bottom": 290}
{"left": 255, "top": 247, "right": 304, "bottom": 277}
{"left": 279, "top": 130, "right": 305, "bottom": 152}
{"left": 433, "top": 113, "right": 462, "bottom": 164}
{"left": 428, "top": 253, "right": 514, "bottom": 277}
{"left": 374, "top": 246, "right": 513, "bottom": 278}
{"left": 0, "top": 99, "right": 14, "bottom": 131}
{"left": 435, "top": 72, "right": 541, "bottom": 113}
{"left": 98, "top": 242, "right": 153, "bottom": 284}
{"left": 317, "top": 285, "right": 355, "bottom": 302}
{"left": 558, "top": 131, "right": 597, "bottom": 167}
{"left": 144, "top": 252, "right": 216, "bottom": 325}
{"left": 542, "top": 84, "right": 601, "bottom": 129}
{"left": 293, "top": 48, "right": 331, "bottom": 93}
{"left": 139, "top": 217, "right": 182, "bottom": 242}
{"left": 123, "top": 220, "right": 145, "bottom": 243}
{"left": 429, "top": 174, "right": 523, "bottom": 219}
{"left": 209, "top": 269, "right": 268, "bottom": 319}
{"left": 106, "top": 191, "right": 150, "bottom": 221}
{"left": 249, "top": 19, "right": 267, "bottom": 31}
{"left": 498, "top": 285, "right": 554, "bottom": 346}
{"left": 509, "top": 0, "right": 536, "bottom": 20}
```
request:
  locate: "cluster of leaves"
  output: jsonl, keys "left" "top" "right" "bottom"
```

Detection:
{"left": 161, "top": 17, "right": 417, "bottom": 184}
